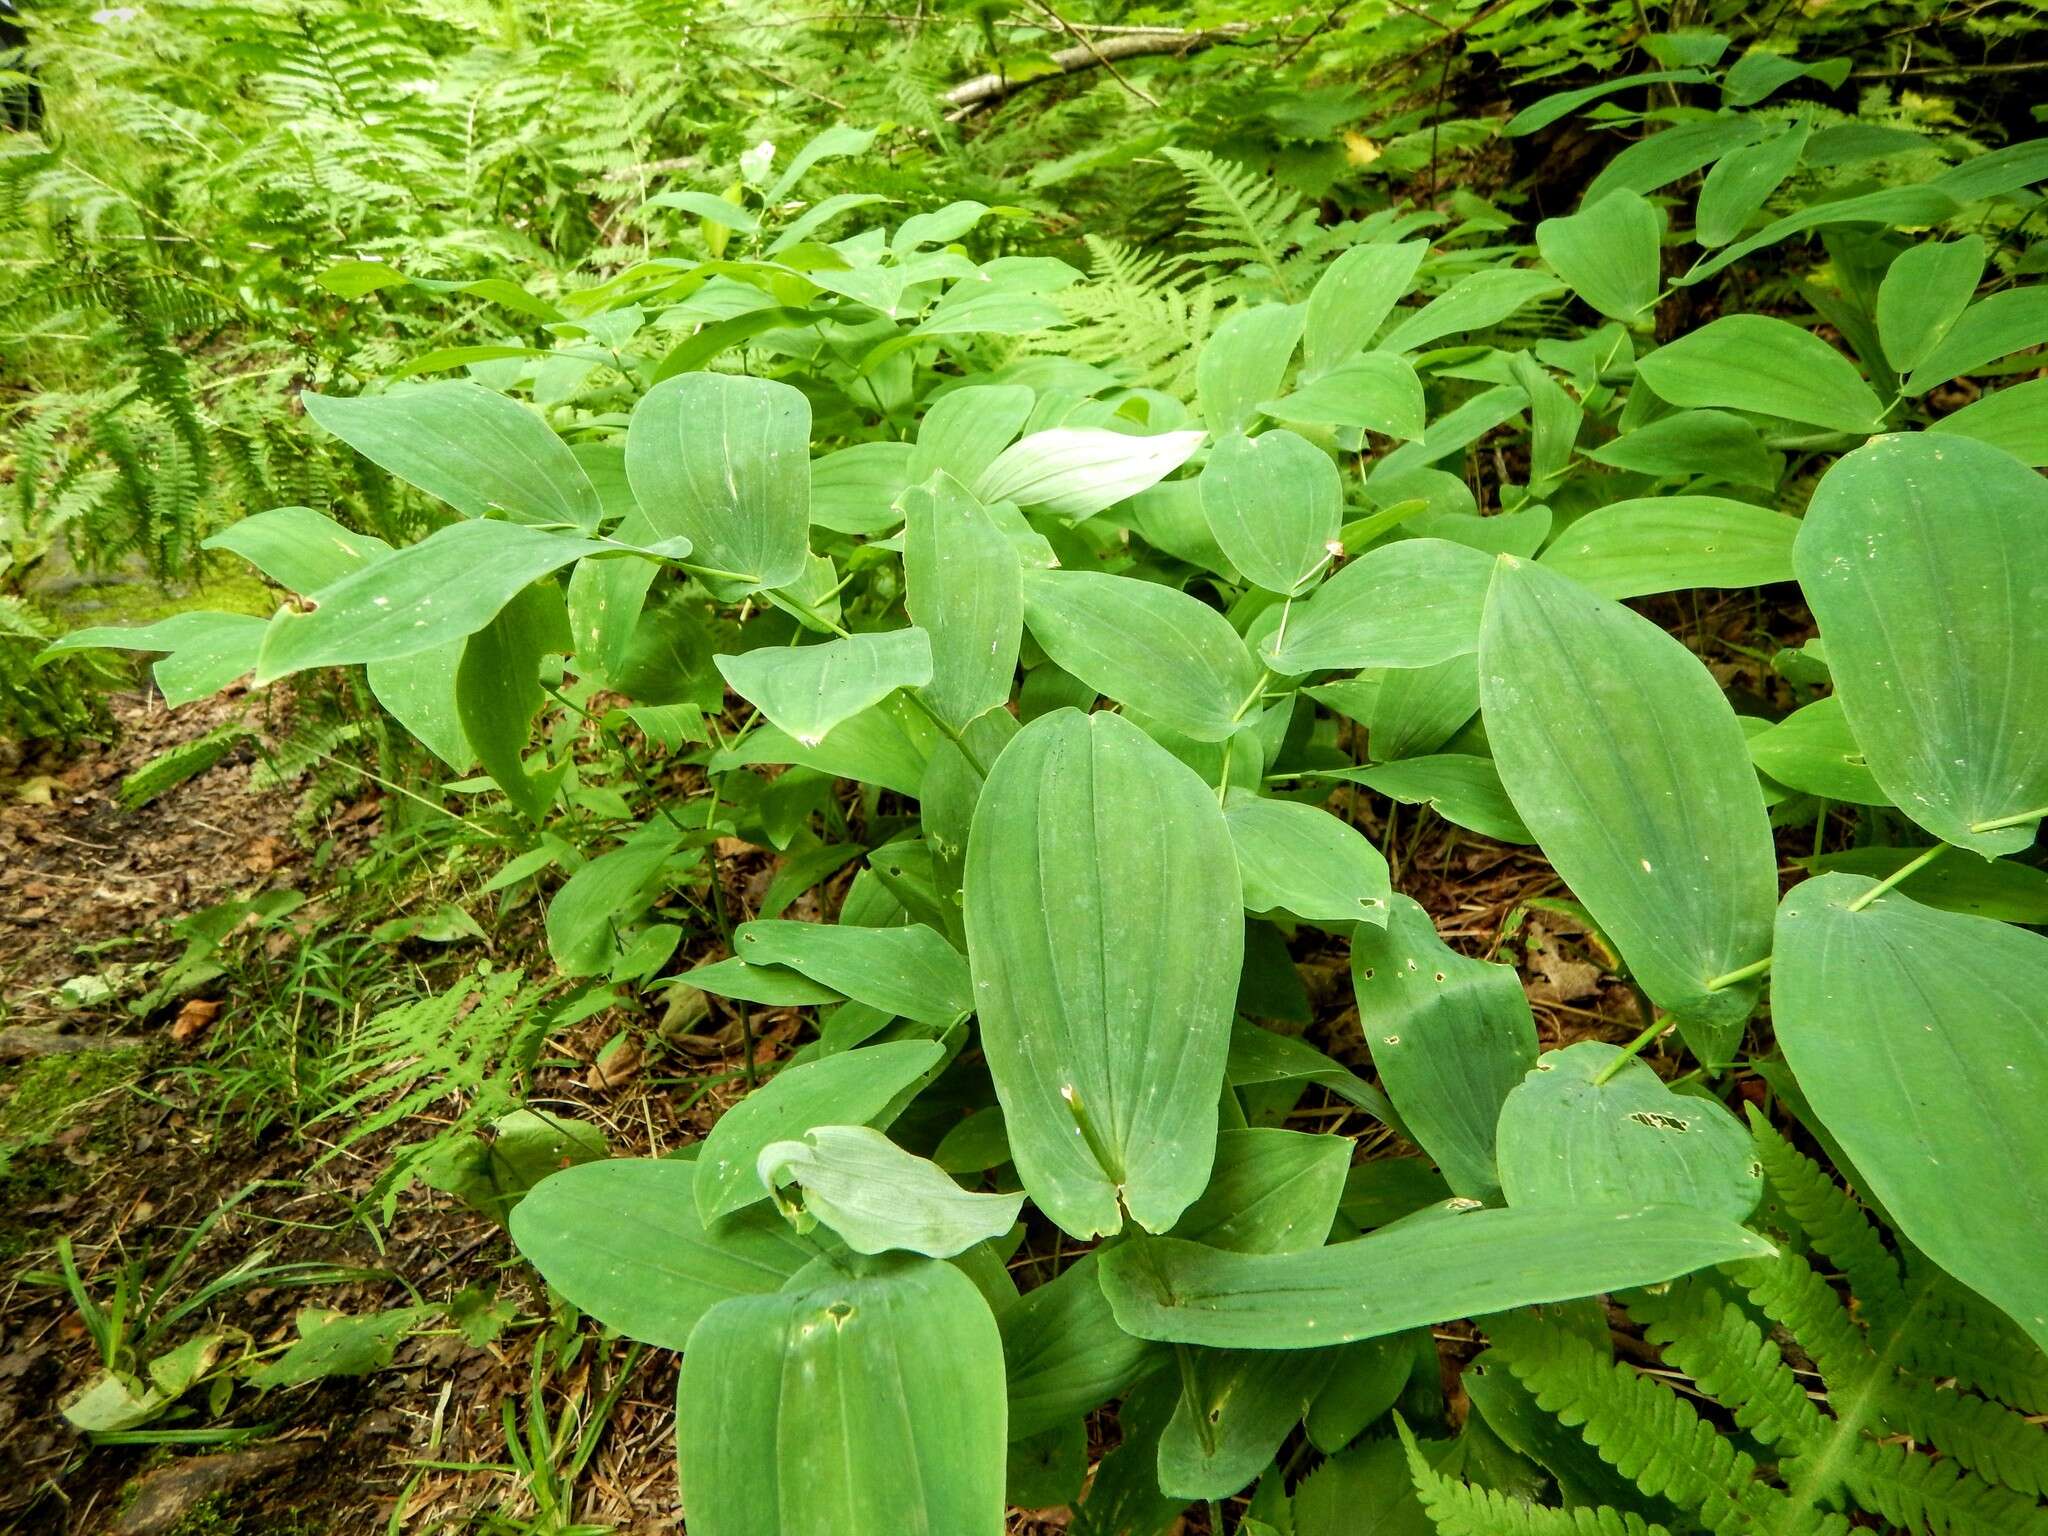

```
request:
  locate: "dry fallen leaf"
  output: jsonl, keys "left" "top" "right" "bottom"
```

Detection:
{"left": 170, "top": 998, "right": 223, "bottom": 1043}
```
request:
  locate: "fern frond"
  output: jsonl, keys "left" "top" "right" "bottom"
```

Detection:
{"left": 1161, "top": 146, "right": 1309, "bottom": 300}
{"left": 1748, "top": 1109, "right": 1904, "bottom": 1314}
{"left": 1839, "top": 1437, "right": 2048, "bottom": 1536}
{"left": 1625, "top": 1278, "right": 1826, "bottom": 1452}
{"left": 120, "top": 723, "right": 250, "bottom": 809}
{"left": 1897, "top": 1262, "right": 2048, "bottom": 1414}
{"left": 1399, "top": 1418, "right": 1674, "bottom": 1536}
{"left": 1887, "top": 1377, "right": 2048, "bottom": 1496}
{"left": 1486, "top": 1314, "right": 1838, "bottom": 1536}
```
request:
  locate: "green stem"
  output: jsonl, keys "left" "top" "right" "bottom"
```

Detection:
{"left": 1174, "top": 1342, "right": 1217, "bottom": 1458}
{"left": 1970, "top": 805, "right": 2048, "bottom": 834}
{"left": 1846, "top": 842, "right": 1951, "bottom": 912}
{"left": 1704, "top": 954, "right": 1773, "bottom": 992}
{"left": 1230, "top": 667, "right": 1275, "bottom": 725}
{"left": 1591, "top": 1015, "right": 1669, "bottom": 1086}
{"left": 1060, "top": 1083, "right": 1124, "bottom": 1185}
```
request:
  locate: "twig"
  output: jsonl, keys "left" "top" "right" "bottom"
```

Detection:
{"left": 943, "top": 26, "right": 1249, "bottom": 114}
{"left": 1026, "top": 0, "right": 1162, "bottom": 108}
{"left": 1849, "top": 57, "right": 2048, "bottom": 78}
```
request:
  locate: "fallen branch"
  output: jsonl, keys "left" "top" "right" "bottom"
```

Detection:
{"left": 943, "top": 26, "right": 1249, "bottom": 115}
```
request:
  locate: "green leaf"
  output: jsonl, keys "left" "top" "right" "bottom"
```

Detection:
{"left": 909, "top": 385, "right": 1035, "bottom": 487}
{"left": 711, "top": 693, "right": 939, "bottom": 798}
{"left": 1636, "top": 316, "right": 1886, "bottom": 434}
{"left": 1001, "top": 1253, "right": 1158, "bottom": 1440}
{"left": 1096, "top": 1205, "right": 1774, "bottom": 1349}
{"left": 1159, "top": 1346, "right": 1339, "bottom": 1499}
{"left": 1304, "top": 243, "right": 1427, "bottom": 376}
{"left": 254, "top": 520, "right": 603, "bottom": 681}
{"left": 1773, "top": 874, "right": 2048, "bottom": 1350}
{"left": 733, "top": 919, "right": 971, "bottom": 1027}
{"left": 1222, "top": 789, "right": 1391, "bottom": 927}
{"left": 1537, "top": 496, "right": 1800, "bottom": 598}
{"left": 677, "top": 1256, "right": 1005, "bottom": 1536}
{"left": 247, "top": 1307, "right": 430, "bottom": 1389}
{"left": 1479, "top": 556, "right": 1776, "bottom": 1064}
{"left": 1584, "top": 410, "right": 1781, "bottom": 489}
{"left": 715, "top": 628, "right": 933, "bottom": 748}
{"left": 626, "top": 373, "right": 811, "bottom": 590}
{"left": 694, "top": 1040, "right": 945, "bottom": 1224}
{"left": 1364, "top": 657, "right": 1480, "bottom": 760}
{"left": 1332, "top": 756, "right": 1534, "bottom": 845}
{"left": 902, "top": 473, "right": 1022, "bottom": 731}
{"left": 1806, "top": 845, "right": 2048, "bottom": 925}
{"left": 1200, "top": 429, "right": 1343, "bottom": 596}
{"left": 1021, "top": 569, "right": 1260, "bottom": 742}
{"left": 46, "top": 612, "right": 267, "bottom": 708}
{"left": 1259, "top": 353, "right": 1427, "bottom": 439}
{"left": 1199, "top": 303, "right": 1305, "bottom": 436}
{"left": 1263, "top": 539, "right": 1496, "bottom": 674}
{"left": 303, "top": 385, "right": 600, "bottom": 530}
{"left": 1694, "top": 119, "right": 1810, "bottom": 248}
{"left": 456, "top": 582, "right": 568, "bottom": 823}
{"left": 546, "top": 827, "right": 680, "bottom": 976}
{"left": 683, "top": 955, "right": 845, "bottom": 1007}
{"left": 1172, "top": 1127, "right": 1352, "bottom": 1255}
{"left": 1351, "top": 894, "right": 1537, "bottom": 1201}
{"left": 1536, "top": 190, "right": 1663, "bottom": 325}
{"left": 1747, "top": 696, "right": 1887, "bottom": 805}
{"left": 1380, "top": 270, "right": 1565, "bottom": 354}
{"left": 1904, "top": 286, "right": 2048, "bottom": 395}
{"left": 1495, "top": 1042, "right": 1761, "bottom": 1221}
{"left": 1794, "top": 432, "right": 2048, "bottom": 854}
{"left": 759, "top": 1125, "right": 1022, "bottom": 1257}
{"left": 508, "top": 1158, "right": 812, "bottom": 1349}
{"left": 808, "top": 441, "right": 912, "bottom": 537}
{"left": 367, "top": 643, "right": 472, "bottom": 771}
{"left": 1229, "top": 1021, "right": 1399, "bottom": 1128}
{"left": 977, "top": 428, "right": 1205, "bottom": 520}
{"left": 964, "top": 709, "right": 1242, "bottom": 1238}
{"left": 202, "top": 506, "right": 392, "bottom": 594}
{"left": 1929, "top": 377, "right": 2048, "bottom": 467}
{"left": 1504, "top": 70, "right": 1714, "bottom": 135}
{"left": 1876, "top": 237, "right": 1985, "bottom": 374}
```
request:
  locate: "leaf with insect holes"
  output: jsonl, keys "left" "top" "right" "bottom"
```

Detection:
{"left": 1223, "top": 789, "right": 1391, "bottom": 927}
{"left": 964, "top": 709, "right": 1242, "bottom": 1239}
{"left": 715, "top": 628, "right": 933, "bottom": 748}
{"left": 1494, "top": 1042, "right": 1761, "bottom": 1222}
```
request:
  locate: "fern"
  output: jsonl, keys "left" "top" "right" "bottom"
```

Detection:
{"left": 1400, "top": 1419, "right": 1675, "bottom": 1536}
{"left": 1624, "top": 1278, "right": 1824, "bottom": 1452}
{"left": 1161, "top": 146, "right": 1310, "bottom": 300}
{"left": 1842, "top": 1438, "right": 2048, "bottom": 1536}
{"left": 120, "top": 723, "right": 251, "bottom": 809}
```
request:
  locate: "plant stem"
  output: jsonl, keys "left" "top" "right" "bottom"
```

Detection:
{"left": 1591, "top": 1015, "right": 1669, "bottom": 1086}
{"left": 1846, "top": 842, "right": 1951, "bottom": 912}
{"left": 1969, "top": 805, "right": 2048, "bottom": 834}
{"left": 1704, "top": 954, "right": 1773, "bottom": 992}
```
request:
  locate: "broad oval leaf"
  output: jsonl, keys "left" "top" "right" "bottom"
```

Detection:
{"left": 1635, "top": 315, "right": 1886, "bottom": 435}
{"left": 1694, "top": 119, "right": 1811, "bottom": 249}
{"left": 1536, "top": 190, "right": 1663, "bottom": 324}
{"left": 507, "top": 1158, "right": 812, "bottom": 1350}
{"left": 1904, "top": 286, "right": 2048, "bottom": 396}
{"left": 254, "top": 520, "right": 603, "bottom": 681}
{"left": 694, "top": 1040, "right": 944, "bottom": 1225}
{"left": 1200, "top": 429, "right": 1342, "bottom": 596}
{"left": 47, "top": 611, "right": 267, "bottom": 708}
{"left": 202, "top": 506, "right": 392, "bottom": 594}
{"left": 902, "top": 473, "right": 1022, "bottom": 731}
{"left": 1171, "top": 1128, "right": 1351, "bottom": 1255}
{"left": 626, "top": 372, "right": 811, "bottom": 589}
{"left": 733, "top": 918, "right": 971, "bottom": 1027}
{"left": 1198, "top": 304, "right": 1305, "bottom": 437}
{"left": 1794, "top": 433, "right": 2048, "bottom": 854}
{"left": 1332, "top": 755, "right": 1534, "bottom": 845}
{"left": 1258, "top": 353, "right": 1426, "bottom": 439}
{"left": 1352, "top": 894, "right": 1538, "bottom": 1201}
{"left": 1001, "top": 1254, "right": 1158, "bottom": 1440}
{"left": 1479, "top": 556, "right": 1777, "bottom": 1065}
{"left": 1494, "top": 1041, "right": 1761, "bottom": 1221}
{"left": 1264, "top": 538, "right": 1496, "bottom": 675}
{"left": 1021, "top": 569, "right": 1260, "bottom": 742}
{"left": 1537, "top": 495, "right": 1799, "bottom": 598}
{"left": 1304, "top": 243, "right": 1427, "bottom": 376}
{"left": 1222, "top": 789, "right": 1391, "bottom": 927}
{"left": 1875, "top": 237, "right": 1984, "bottom": 374}
{"left": 303, "top": 383, "right": 602, "bottom": 531}
{"left": 908, "top": 384, "right": 1035, "bottom": 487}
{"left": 714, "top": 627, "right": 933, "bottom": 748}
{"left": 1773, "top": 873, "right": 2048, "bottom": 1350}
{"left": 1747, "top": 695, "right": 1887, "bottom": 805}
{"left": 976, "top": 428, "right": 1204, "bottom": 520}
{"left": 964, "top": 709, "right": 1243, "bottom": 1239}
{"left": 678, "top": 1257, "right": 1006, "bottom": 1536}
{"left": 1097, "top": 1205, "right": 1773, "bottom": 1349}
{"left": 1379, "top": 270, "right": 1565, "bottom": 354}
{"left": 759, "top": 1125, "right": 1023, "bottom": 1257}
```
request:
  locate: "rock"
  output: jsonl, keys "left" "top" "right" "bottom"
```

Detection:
{"left": 116, "top": 1444, "right": 311, "bottom": 1536}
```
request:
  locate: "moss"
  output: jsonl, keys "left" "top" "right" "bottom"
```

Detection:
{"left": 0, "top": 1047, "right": 141, "bottom": 1259}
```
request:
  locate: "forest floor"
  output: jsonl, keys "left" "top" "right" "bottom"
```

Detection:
{"left": 0, "top": 634, "right": 1713, "bottom": 1534}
